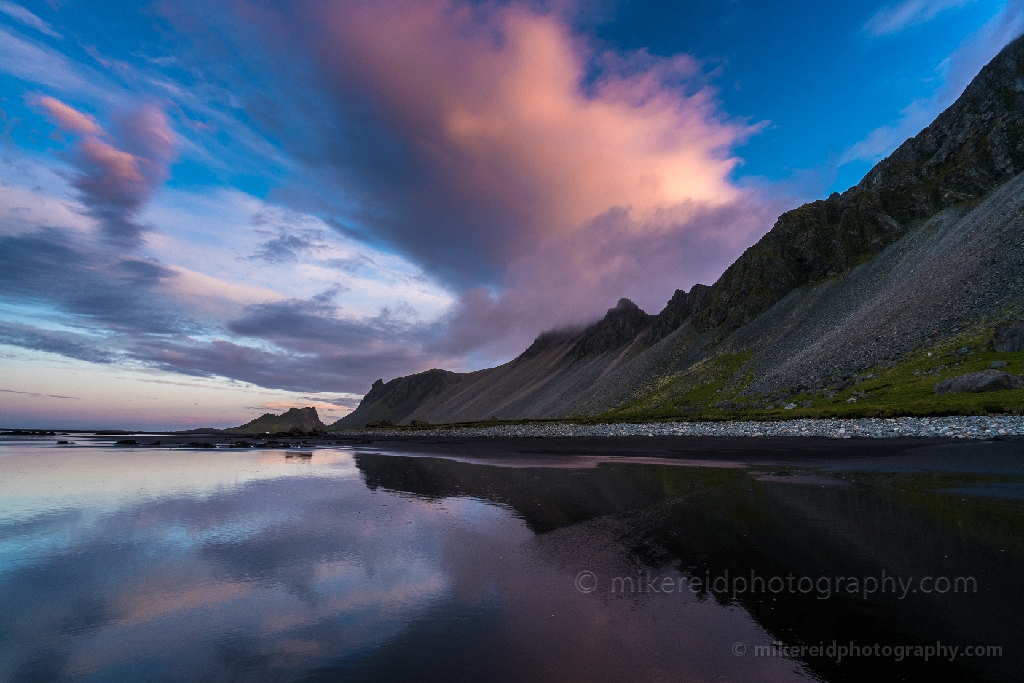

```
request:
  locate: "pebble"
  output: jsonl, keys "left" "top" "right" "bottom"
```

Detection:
{"left": 336, "top": 416, "right": 1024, "bottom": 440}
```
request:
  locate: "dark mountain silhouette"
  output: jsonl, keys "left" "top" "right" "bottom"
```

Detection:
{"left": 229, "top": 407, "right": 325, "bottom": 434}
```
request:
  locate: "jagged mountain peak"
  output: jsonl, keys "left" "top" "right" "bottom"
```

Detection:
{"left": 610, "top": 298, "right": 642, "bottom": 312}
{"left": 228, "top": 406, "right": 325, "bottom": 434}
{"left": 569, "top": 298, "right": 651, "bottom": 359}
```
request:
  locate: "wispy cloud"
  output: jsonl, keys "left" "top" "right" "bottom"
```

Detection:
{"left": 863, "top": 0, "right": 980, "bottom": 36}
{"left": 0, "top": 0, "right": 61, "bottom": 39}
{"left": 845, "top": 0, "right": 1024, "bottom": 165}
{"left": 30, "top": 96, "right": 175, "bottom": 245}
{"left": 0, "top": 26, "right": 114, "bottom": 103}
{"left": 0, "top": 141, "right": 461, "bottom": 394}
{"left": 0, "top": 387, "right": 78, "bottom": 400}
{"left": 0, "top": 222, "right": 449, "bottom": 392}
{"left": 246, "top": 230, "right": 326, "bottom": 263}
{"left": 0, "top": 228, "right": 185, "bottom": 329}
{"left": 0, "top": 320, "right": 116, "bottom": 364}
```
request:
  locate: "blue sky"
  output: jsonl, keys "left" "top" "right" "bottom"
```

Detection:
{"left": 1, "top": 0, "right": 1022, "bottom": 429}
{"left": 585, "top": 0, "right": 1015, "bottom": 189}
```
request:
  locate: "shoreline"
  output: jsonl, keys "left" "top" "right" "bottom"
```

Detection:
{"left": 334, "top": 415, "right": 1024, "bottom": 440}
{"left": 4, "top": 415, "right": 1023, "bottom": 442}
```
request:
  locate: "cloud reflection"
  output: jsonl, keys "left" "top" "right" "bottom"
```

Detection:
{"left": 0, "top": 446, "right": 812, "bottom": 683}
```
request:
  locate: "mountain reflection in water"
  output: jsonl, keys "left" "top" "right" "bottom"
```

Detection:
{"left": 0, "top": 436, "right": 1021, "bottom": 682}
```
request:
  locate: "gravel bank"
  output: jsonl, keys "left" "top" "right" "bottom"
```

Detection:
{"left": 335, "top": 416, "right": 1024, "bottom": 440}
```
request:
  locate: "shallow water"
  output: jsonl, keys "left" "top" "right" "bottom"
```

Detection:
{"left": 1, "top": 436, "right": 1022, "bottom": 682}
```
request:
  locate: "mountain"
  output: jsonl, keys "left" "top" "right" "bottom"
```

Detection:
{"left": 332, "top": 34, "right": 1024, "bottom": 429}
{"left": 332, "top": 299, "right": 667, "bottom": 427}
{"left": 692, "top": 33, "right": 1024, "bottom": 334}
{"left": 229, "top": 407, "right": 326, "bottom": 434}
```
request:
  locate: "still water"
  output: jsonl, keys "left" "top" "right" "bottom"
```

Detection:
{"left": 1, "top": 435, "right": 1022, "bottom": 682}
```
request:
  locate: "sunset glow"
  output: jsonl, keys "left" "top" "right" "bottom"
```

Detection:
{"left": 1, "top": 0, "right": 1021, "bottom": 428}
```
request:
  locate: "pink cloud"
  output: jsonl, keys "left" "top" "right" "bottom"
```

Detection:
{"left": 173, "top": 0, "right": 788, "bottom": 365}
{"left": 31, "top": 96, "right": 175, "bottom": 245}
{"left": 33, "top": 95, "right": 99, "bottom": 135}
{"left": 439, "top": 191, "right": 795, "bottom": 360}
{"left": 298, "top": 1, "right": 753, "bottom": 249}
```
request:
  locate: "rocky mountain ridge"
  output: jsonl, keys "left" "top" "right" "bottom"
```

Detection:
{"left": 692, "top": 32, "right": 1024, "bottom": 332}
{"left": 332, "top": 33, "right": 1024, "bottom": 428}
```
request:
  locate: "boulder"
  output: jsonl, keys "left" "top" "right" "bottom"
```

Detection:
{"left": 934, "top": 370, "right": 1024, "bottom": 394}
{"left": 993, "top": 321, "right": 1024, "bottom": 352}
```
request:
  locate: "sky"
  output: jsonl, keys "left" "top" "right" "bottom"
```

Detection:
{"left": 1, "top": 0, "right": 1022, "bottom": 430}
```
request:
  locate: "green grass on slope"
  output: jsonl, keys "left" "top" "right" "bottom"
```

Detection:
{"left": 350, "top": 328, "right": 1024, "bottom": 431}
{"left": 604, "top": 329, "right": 1024, "bottom": 422}
{"left": 603, "top": 351, "right": 756, "bottom": 420}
